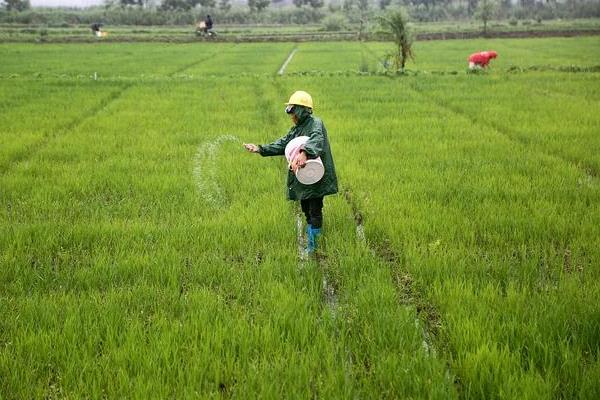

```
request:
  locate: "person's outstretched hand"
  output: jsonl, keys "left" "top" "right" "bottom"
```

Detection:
{"left": 244, "top": 143, "right": 259, "bottom": 153}
{"left": 290, "top": 151, "right": 307, "bottom": 174}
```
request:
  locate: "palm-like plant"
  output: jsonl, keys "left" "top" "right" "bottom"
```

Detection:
{"left": 379, "top": 8, "right": 414, "bottom": 73}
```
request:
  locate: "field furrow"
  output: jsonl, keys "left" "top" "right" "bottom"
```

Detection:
{"left": 0, "top": 82, "right": 131, "bottom": 174}
{"left": 408, "top": 75, "right": 600, "bottom": 176}
{"left": 406, "top": 77, "right": 600, "bottom": 177}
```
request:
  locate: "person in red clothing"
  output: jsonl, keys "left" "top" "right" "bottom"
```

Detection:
{"left": 468, "top": 50, "right": 498, "bottom": 70}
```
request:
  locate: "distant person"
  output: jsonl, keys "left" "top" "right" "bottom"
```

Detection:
{"left": 244, "top": 91, "right": 338, "bottom": 255}
{"left": 205, "top": 15, "right": 213, "bottom": 33}
{"left": 197, "top": 15, "right": 215, "bottom": 37}
{"left": 91, "top": 23, "right": 103, "bottom": 37}
{"left": 468, "top": 50, "right": 498, "bottom": 70}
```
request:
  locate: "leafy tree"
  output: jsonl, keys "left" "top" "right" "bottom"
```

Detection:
{"left": 160, "top": 0, "right": 192, "bottom": 10}
{"left": 468, "top": 0, "right": 478, "bottom": 16}
{"left": 2, "top": 0, "right": 30, "bottom": 11}
{"left": 378, "top": 8, "right": 414, "bottom": 72}
{"left": 248, "top": 0, "right": 270, "bottom": 12}
{"left": 218, "top": 0, "right": 231, "bottom": 11}
{"left": 159, "top": 0, "right": 214, "bottom": 10}
{"left": 293, "top": 0, "right": 323, "bottom": 8}
{"left": 475, "top": 0, "right": 498, "bottom": 33}
{"left": 342, "top": 0, "right": 354, "bottom": 11}
{"left": 409, "top": 0, "right": 451, "bottom": 10}
{"left": 379, "top": 0, "right": 391, "bottom": 10}
{"left": 117, "top": 0, "right": 159, "bottom": 7}
{"left": 328, "top": 0, "right": 342, "bottom": 12}
{"left": 119, "top": 0, "right": 144, "bottom": 7}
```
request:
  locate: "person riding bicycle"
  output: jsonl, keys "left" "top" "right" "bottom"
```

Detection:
{"left": 196, "top": 15, "right": 215, "bottom": 37}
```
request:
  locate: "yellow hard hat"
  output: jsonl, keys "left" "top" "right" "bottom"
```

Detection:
{"left": 285, "top": 91, "right": 313, "bottom": 109}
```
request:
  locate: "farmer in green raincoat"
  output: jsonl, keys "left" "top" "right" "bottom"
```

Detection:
{"left": 244, "top": 90, "right": 338, "bottom": 254}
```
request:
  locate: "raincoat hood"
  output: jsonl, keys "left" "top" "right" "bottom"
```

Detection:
{"left": 291, "top": 106, "right": 312, "bottom": 126}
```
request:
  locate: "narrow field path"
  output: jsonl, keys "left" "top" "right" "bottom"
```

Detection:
{"left": 277, "top": 47, "right": 298, "bottom": 76}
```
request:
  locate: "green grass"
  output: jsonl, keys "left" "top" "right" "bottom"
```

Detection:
{"left": 1, "top": 38, "right": 599, "bottom": 398}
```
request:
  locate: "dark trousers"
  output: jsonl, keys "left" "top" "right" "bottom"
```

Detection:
{"left": 300, "top": 197, "right": 324, "bottom": 229}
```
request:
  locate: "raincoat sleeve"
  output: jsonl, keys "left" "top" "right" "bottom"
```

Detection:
{"left": 301, "top": 120, "right": 324, "bottom": 159}
{"left": 259, "top": 130, "right": 294, "bottom": 157}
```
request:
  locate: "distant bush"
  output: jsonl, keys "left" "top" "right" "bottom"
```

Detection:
{"left": 570, "top": 0, "right": 600, "bottom": 18}
{"left": 408, "top": 4, "right": 448, "bottom": 22}
{"left": 321, "top": 14, "right": 346, "bottom": 31}
{"left": 445, "top": 4, "right": 469, "bottom": 20}
{"left": 508, "top": 17, "right": 517, "bottom": 26}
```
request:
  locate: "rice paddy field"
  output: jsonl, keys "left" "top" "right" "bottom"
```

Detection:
{"left": 1, "top": 37, "right": 599, "bottom": 398}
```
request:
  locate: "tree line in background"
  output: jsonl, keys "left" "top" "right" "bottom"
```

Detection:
{"left": 1, "top": 0, "right": 599, "bottom": 26}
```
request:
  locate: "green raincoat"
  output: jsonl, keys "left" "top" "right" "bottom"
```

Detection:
{"left": 259, "top": 108, "right": 338, "bottom": 201}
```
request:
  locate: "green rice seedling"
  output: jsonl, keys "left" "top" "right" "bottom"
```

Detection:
{"left": 0, "top": 80, "right": 127, "bottom": 172}
{"left": 409, "top": 74, "right": 600, "bottom": 173}
{"left": 0, "top": 43, "right": 235, "bottom": 78}
{"left": 1, "top": 39, "right": 599, "bottom": 398}
{"left": 365, "top": 37, "right": 600, "bottom": 72}
{"left": 184, "top": 43, "right": 296, "bottom": 76}
{"left": 283, "top": 42, "right": 368, "bottom": 74}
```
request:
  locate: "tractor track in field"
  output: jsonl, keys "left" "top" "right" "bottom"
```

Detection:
{"left": 342, "top": 187, "right": 461, "bottom": 392}
{"left": 0, "top": 84, "right": 133, "bottom": 175}
{"left": 407, "top": 82, "right": 599, "bottom": 179}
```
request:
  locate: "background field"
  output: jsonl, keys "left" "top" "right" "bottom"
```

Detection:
{"left": 1, "top": 37, "right": 599, "bottom": 398}
{"left": 2, "top": 18, "right": 600, "bottom": 43}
